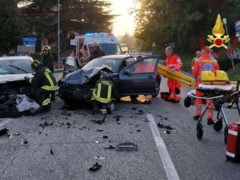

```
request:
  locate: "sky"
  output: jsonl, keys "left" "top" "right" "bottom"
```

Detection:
{"left": 110, "top": 0, "right": 136, "bottom": 37}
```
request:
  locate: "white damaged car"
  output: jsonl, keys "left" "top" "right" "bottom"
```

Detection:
{"left": 0, "top": 56, "right": 34, "bottom": 96}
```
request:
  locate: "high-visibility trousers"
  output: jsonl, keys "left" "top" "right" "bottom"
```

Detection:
{"left": 195, "top": 81, "right": 213, "bottom": 119}
{"left": 168, "top": 79, "right": 181, "bottom": 101}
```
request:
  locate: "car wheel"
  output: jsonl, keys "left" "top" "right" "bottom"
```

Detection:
{"left": 153, "top": 77, "right": 161, "bottom": 97}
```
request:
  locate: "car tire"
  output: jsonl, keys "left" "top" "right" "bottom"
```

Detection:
{"left": 153, "top": 77, "right": 161, "bottom": 97}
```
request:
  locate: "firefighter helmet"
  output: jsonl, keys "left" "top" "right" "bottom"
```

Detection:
{"left": 42, "top": 45, "right": 51, "bottom": 53}
{"left": 31, "top": 60, "right": 41, "bottom": 70}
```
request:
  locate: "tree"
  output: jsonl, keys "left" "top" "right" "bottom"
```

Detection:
{"left": 0, "top": 0, "right": 23, "bottom": 54}
{"left": 134, "top": 0, "right": 240, "bottom": 53}
{"left": 19, "top": 0, "right": 114, "bottom": 51}
{"left": 119, "top": 32, "right": 136, "bottom": 51}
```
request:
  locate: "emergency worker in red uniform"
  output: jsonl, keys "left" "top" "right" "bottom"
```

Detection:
{"left": 192, "top": 47, "right": 219, "bottom": 124}
{"left": 135, "top": 60, "right": 155, "bottom": 103}
{"left": 165, "top": 47, "right": 183, "bottom": 103}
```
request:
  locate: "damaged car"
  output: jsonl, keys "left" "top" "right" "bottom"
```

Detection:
{"left": 58, "top": 55, "right": 161, "bottom": 104}
{"left": 0, "top": 56, "right": 34, "bottom": 117}
{"left": 0, "top": 56, "right": 33, "bottom": 96}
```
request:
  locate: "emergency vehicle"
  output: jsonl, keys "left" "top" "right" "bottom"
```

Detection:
{"left": 70, "top": 33, "right": 123, "bottom": 64}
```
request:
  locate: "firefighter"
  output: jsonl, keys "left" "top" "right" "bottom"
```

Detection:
{"left": 192, "top": 47, "right": 219, "bottom": 124}
{"left": 41, "top": 45, "right": 56, "bottom": 101}
{"left": 135, "top": 60, "right": 155, "bottom": 104}
{"left": 165, "top": 47, "right": 183, "bottom": 103}
{"left": 25, "top": 60, "right": 58, "bottom": 112}
{"left": 90, "top": 42, "right": 105, "bottom": 60}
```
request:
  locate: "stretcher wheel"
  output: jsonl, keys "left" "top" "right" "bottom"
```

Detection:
{"left": 213, "top": 120, "right": 223, "bottom": 132}
{"left": 224, "top": 126, "right": 228, "bottom": 144}
{"left": 196, "top": 123, "right": 203, "bottom": 140}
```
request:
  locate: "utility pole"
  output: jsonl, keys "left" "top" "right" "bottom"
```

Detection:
{"left": 223, "top": 17, "right": 235, "bottom": 71}
{"left": 57, "top": 0, "right": 60, "bottom": 68}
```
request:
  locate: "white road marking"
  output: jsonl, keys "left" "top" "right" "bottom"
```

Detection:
{"left": 147, "top": 113, "right": 180, "bottom": 180}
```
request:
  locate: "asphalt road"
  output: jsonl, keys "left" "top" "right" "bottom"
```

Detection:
{"left": 0, "top": 74, "right": 240, "bottom": 180}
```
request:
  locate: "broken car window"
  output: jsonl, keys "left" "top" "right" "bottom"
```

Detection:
{"left": 0, "top": 59, "right": 33, "bottom": 74}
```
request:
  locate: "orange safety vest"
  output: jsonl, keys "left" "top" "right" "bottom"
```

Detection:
{"left": 166, "top": 54, "right": 182, "bottom": 72}
{"left": 192, "top": 54, "right": 219, "bottom": 81}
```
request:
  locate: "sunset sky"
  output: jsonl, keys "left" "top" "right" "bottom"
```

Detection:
{"left": 110, "top": 0, "right": 136, "bottom": 37}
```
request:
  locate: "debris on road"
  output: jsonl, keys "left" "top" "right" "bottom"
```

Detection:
{"left": 103, "top": 135, "right": 109, "bottom": 139}
{"left": 61, "top": 111, "right": 72, "bottom": 116}
{"left": 0, "top": 127, "right": 8, "bottom": 136}
{"left": 88, "top": 162, "right": 102, "bottom": 172}
{"left": 136, "top": 110, "right": 144, "bottom": 115}
{"left": 39, "top": 121, "right": 54, "bottom": 129}
{"left": 91, "top": 114, "right": 107, "bottom": 125}
{"left": 96, "top": 129, "right": 104, "bottom": 132}
{"left": 164, "top": 130, "right": 171, "bottom": 134}
{"left": 23, "top": 139, "right": 28, "bottom": 144}
{"left": 132, "top": 107, "right": 137, "bottom": 110}
{"left": 115, "top": 142, "right": 138, "bottom": 151}
{"left": 105, "top": 145, "right": 115, "bottom": 149}
{"left": 50, "top": 149, "right": 54, "bottom": 155}
{"left": 94, "top": 156, "right": 105, "bottom": 160}
{"left": 157, "top": 122, "right": 174, "bottom": 130}
{"left": 113, "top": 115, "right": 122, "bottom": 121}
{"left": 137, "top": 129, "right": 141, "bottom": 132}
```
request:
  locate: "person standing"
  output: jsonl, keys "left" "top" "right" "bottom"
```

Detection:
{"left": 90, "top": 42, "right": 105, "bottom": 60}
{"left": 165, "top": 47, "right": 183, "bottom": 103}
{"left": 192, "top": 47, "right": 219, "bottom": 124}
{"left": 192, "top": 51, "right": 201, "bottom": 66}
{"left": 41, "top": 45, "right": 55, "bottom": 101}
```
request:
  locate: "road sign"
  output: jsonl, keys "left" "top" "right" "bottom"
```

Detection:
{"left": 17, "top": 45, "right": 35, "bottom": 55}
{"left": 23, "top": 37, "right": 37, "bottom": 47}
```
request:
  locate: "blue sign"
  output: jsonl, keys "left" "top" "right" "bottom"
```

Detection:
{"left": 23, "top": 37, "right": 37, "bottom": 47}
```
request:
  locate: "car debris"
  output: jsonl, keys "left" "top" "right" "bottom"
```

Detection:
{"left": 39, "top": 121, "right": 54, "bottom": 129}
{"left": 113, "top": 115, "right": 122, "bottom": 121}
{"left": 23, "top": 139, "right": 28, "bottom": 144}
{"left": 0, "top": 127, "right": 8, "bottom": 136}
{"left": 115, "top": 142, "right": 138, "bottom": 151}
{"left": 50, "top": 149, "right": 54, "bottom": 155}
{"left": 157, "top": 122, "right": 174, "bottom": 130}
{"left": 164, "top": 130, "right": 171, "bottom": 134}
{"left": 103, "top": 135, "right": 109, "bottom": 139}
{"left": 105, "top": 145, "right": 115, "bottom": 150}
{"left": 96, "top": 129, "right": 104, "bottom": 132}
{"left": 61, "top": 111, "right": 72, "bottom": 116}
{"left": 91, "top": 114, "right": 107, "bottom": 125}
{"left": 94, "top": 156, "right": 105, "bottom": 160}
{"left": 88, "top": 162, "right": 102, "bottom": 172}
{"left": 137, "top": 129, "right": 141, "bottom": 132}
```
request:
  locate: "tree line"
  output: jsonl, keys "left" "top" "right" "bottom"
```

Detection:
{"left": 134, "top": 0, "right": 240, "bottom": 54}
{"left": 0, "top": 0, "right": 114, "bottom": 54}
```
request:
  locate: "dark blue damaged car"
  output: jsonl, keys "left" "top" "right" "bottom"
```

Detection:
{"left": 58, "top": 55, "right": 161, "bottom": 104}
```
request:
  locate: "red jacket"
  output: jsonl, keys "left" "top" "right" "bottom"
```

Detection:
{"left": 192, "top": 54, "right": 219, "bottom": 80}
{"left": 135, "top": 61, "right": 154, "bottom": 73}
{"left": 166, "top": 54, "right": 182, "bottom": 72}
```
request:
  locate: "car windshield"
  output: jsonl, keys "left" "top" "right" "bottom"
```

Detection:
{"left": 89, "top": 44, "right": 123, "bottom": 55}
{"left": 0, "top": 59, "right": 33, "bottom": 74}
{"left": 83, "top": 57, "right": 123, "bottom": 73}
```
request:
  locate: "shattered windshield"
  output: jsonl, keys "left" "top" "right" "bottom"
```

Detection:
{"left": 83, "top": 58, "right": 123, "bottom": 73}
{"left": 0, "top": 59, "right": 33, "bottom": 74}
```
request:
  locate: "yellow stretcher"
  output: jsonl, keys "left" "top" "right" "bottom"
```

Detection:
{"left": 157, "top": 64, "right": 195, "bottom": 88}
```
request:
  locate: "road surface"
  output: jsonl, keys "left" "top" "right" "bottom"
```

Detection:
{"left": 0, "top": 74, "right": 240, "bottom": 180}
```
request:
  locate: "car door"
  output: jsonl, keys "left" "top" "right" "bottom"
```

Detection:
{"left": 119, "top": 56, "right": 160, "bottom": 96}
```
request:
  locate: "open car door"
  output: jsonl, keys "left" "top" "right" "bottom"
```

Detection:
{"left": 119, "top": 55, "right": 160, "bottom": 96}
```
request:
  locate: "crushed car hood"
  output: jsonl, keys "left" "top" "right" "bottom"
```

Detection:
{"left": 0, "top": 74, "right": 33, "bottom": 84}
{"left": 61, "top": 67, "right": 112, "bottom": 85}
